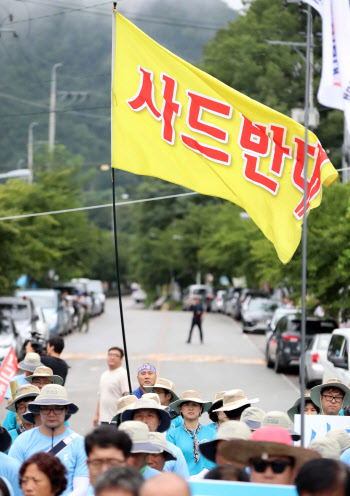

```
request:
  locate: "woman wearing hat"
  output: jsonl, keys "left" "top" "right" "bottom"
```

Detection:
{"left": 213, "top": 389, "right": 260, "bottom": 422}
{"left": 207, "top": 391, "right": 227, "bottom": 432}
{"left": 167, "top": 390, "right": 216, "bottom": 476}
{"left": 287, "top": 395, "right": 320, "bottom": 423}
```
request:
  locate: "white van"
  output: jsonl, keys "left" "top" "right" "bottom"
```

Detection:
{"left": 322, "top": 328, "right": 350, "bottom": 384}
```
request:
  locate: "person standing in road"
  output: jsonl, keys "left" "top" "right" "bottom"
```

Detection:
{"left": 41, "top": 337, "right": 69, "bottom": 386}
{"left": 132, "top": 364, "right": 157, "bottom": 399}
{"left": 186, "top": 297, "right": 205, "bottom": 344}
{"left": 94, "top": 347, "right": 129, "bottom": 427}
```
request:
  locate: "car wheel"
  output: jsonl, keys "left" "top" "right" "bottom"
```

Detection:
{"left": 274, "top": 352, "right": 284, "bottom": 373}
{"left": 266, "top": 345, "right": 273, "bottom": 368}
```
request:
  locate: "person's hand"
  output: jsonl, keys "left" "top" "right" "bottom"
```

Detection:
{"left": 93, "top": 414, "right": 99, "bottom": 427}
{"left": 25, "top": 342, "right": 35, "bottom": 353}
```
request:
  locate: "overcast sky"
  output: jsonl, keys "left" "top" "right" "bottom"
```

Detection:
{"left": 223, "top": 0, "right": 244, "bottom": 10}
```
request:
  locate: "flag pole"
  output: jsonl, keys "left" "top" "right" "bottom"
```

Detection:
{"left": 300, "top": 3, "right": 313, "bottom": 447}
{"left": 111, "top": 3, "right": 132, "bottom": 394}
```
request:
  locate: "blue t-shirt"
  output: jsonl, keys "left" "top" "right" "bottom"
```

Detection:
{"left": 5, "top": 374, "right": 28, "bottom": 400}
{"left": 143, "top": 466, "right": 160, "bottom": 480}
{"left": 0, "top": 452, "right": 21, "bottom": 496}
{"left": 9, "top": 427, "right": 88, "bottom": 496}
{"left": 167, "top": 424, "right": 216, "bottom": 476}
{"left": 170, "top": 415, "right": 183, "bottom": 429}
{"left": 207, "top": 422, "right": 219, "bottom": 432}
{"left": 132, "top": 387, "right": 144, "bottom": 399}
{"left": 164, "top": 440, "right": 190, "bottom": 478}
{"left": 341, "top": 447, "right": 350, "bottom": 465}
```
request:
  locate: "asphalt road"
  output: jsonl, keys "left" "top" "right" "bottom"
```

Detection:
{"left": 1, "top": 297, "right": 302, "bottom": 435}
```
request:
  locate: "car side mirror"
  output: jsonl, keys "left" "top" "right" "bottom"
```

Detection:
{"left": 328, "top": 354, "right": 348, "bottom": 370}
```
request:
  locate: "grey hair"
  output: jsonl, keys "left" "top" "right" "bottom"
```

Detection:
{"left": 94, "top": 467, "right": 143, "bottom": 496}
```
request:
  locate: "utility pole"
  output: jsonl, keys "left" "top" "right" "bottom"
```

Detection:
{"left": 28, "top": 122, "right": 38, "bottom": 184}
{"left": 48, "top": 63, "right": 62, "bottom": 154}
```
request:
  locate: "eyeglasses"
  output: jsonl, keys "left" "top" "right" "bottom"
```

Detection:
{"left": 250, "top": 458, "right": 292, "bottom": 474}
{"left": 39, "top": 406, "right": 66, "bottom": 415}
{"left": 16, "top": 404, "right": 28, "bottom": 413}
{"left": 32, "top": 379, "right": 52, "bottom": 386}
{"left": 321, "top": 394, "right": 344, "bottom": 403}
{"left": 88, "top": 458, "right": 125, "bottom": 470}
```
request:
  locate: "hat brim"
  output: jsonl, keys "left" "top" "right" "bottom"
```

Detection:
{"left": 310, "top": 382, "right": 350, "bottom": 410}
{"left": 28, "top": 398, "right": 79, "bottom": 415}
{"left": 6, "top": 392, "right": 40, "bottom": 412}
{"left": 214, "top": 398, "right": 259, "bottom": 412}
{"left": 169, "top": 398, "right": 212, "bottom": 414}
{"left": 130, "top": 442, "right": 165, "bottom": 454}
{"left": 144, "top": 386, "right": 179, "bottom": 403}
{"left": 219, "top": 438, "right": 321, "bottom": 471}
{"left": 26, "top": 375, "right": 63, "bottom": 386}
{"left": 18, "top": 361, "right": 43, "bottom": 372}
{"left": 242, "top": 419, "right": 262, "bottom": 431}
{"left": 0, "top": 427, "right": 11, "bottom": 453}
{"left": 150, "top": 443, "right": 177, "bottom": 461}
{"left": 121, "top": 407, "right": 171, "bottom": 433}
{"left": 199, "top": 439, "right": 218, "bottom": 463}
{"left": 209, "top": 399, "right": 223, "bottom": 413}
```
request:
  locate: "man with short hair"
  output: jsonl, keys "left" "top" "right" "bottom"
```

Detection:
{"left": 94, "top": 466, "right": 143, "bottom": 496}
{"left": 296, "top": 458, "right": 350, "bottom": 496}
{"left": 132, "top": 364, "right": 157, "bottom": 399}
{"left": 85, "top": 426, "right": 132, "bottom": 495}
{"left": 94, "top": 347, "right": 129, "bottom": 426}
{"left": 310, "top": 379, "right": 350, "bottom": 416}
{"left": 41, "top": 336, "right": 69, "bottom": 385}
{"left": 186, "top": 297, "right": 205, "bottom": 344}
{"left": 9, "top": 384, "right": 89, "bottom": 496}
{"left": 6, "top": 384, "right": 40, "bottom": 443}
{"left": 140, "top": 473, "right": 191, "bottom": 496}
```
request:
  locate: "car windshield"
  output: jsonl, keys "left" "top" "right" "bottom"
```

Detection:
{"left": 0, "top": 303, "right": 29, "bottom": 321}
{"left": 20, "top": 293, "right": 57, "bottom": 309}
{"left": 193, "top": 289, "right": 206, "bottom": 296}
{"left": 87, "top": 281, "right": 103, "bottom": 292}
{"left": 248, "top": 300, "right": 279, "bottom": 312}
{"left": 272, "top": 309, "right": 297, "bottom": 327}
{"left": 317, "top": 335, "right": 332, "bottom": 350}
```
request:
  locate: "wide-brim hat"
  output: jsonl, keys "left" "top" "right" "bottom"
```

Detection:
{"left": 18, "top": 352, "right": 42, "bottom": 372}
{"left": 326, "top": 429, "right": 350, "bottom": 453}
{"left": 240, "top": 407, "right": 265, "bottom": 431}
{"left": 169, "top": 390, "right": 212, "bottom": 414}
{"left": 199, "top": 420, "right": 251, "bottom": 463}
{"left": 309, "top": 437, "right": 341, "bottom": 459}
{"left": 6, "top": 384, "right": 40, "bottom": 412}
{"left": 148, "top": 432, "right": 177, "bottom": 462}
{"left": 220, "top": 427, "right": 321, "bottom": 471}
{"left": 144, "top": 378, "right": 179, "bottom": 402}
{"left": 121, "top": 397, "right": 171, "bottom": 433}
{"left": 208, "top": 391, "right": 227, "bottom": 414}
{"left": 0, "top": 426, "right": 11, "bottom": 453}
{"left": 118, "top": 421, "right": 165, "bottom": 454}
{"left": 28, "top": 384, "right": 78, "bottom": 415}
{"left": 26, "top": 366, "right": 63, "bottom": 386}
{"left": 310, "top": 379, "right": 350, "bottom": 409}
{"left": 111, "top": 395, "right": 138, "bottom": 423}
{"left": 287, "top": 395, "right": 319, "bottom": 422}
{"left": 262, "top": 411, "right": 300, "bottom": 441}
{"left": 214, "top": 389, "right": 259, "bottom": 413}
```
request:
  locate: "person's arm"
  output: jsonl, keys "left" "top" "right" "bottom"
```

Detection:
{"left": 93, "top": 398, "right": 100, "bottom": 426}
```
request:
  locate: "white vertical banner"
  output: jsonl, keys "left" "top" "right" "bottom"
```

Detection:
{"left": 294, "top": 414, "right": 350, "bottom": 446}
{"left": 303, "top": 0, "right": 350, "bottom": 132}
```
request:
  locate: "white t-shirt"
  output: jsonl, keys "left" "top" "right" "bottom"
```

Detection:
{"left": 98, "top": 367, "right": 129, "bottom": 422}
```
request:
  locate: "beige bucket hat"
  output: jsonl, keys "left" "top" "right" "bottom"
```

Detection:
{"left": 148, "top": 432, "right": 177, "bottom": 461}
{"left": 27, "top": 384, "right": 78, "bottom": 415}
{"left": 111, "top": 395, "right": 137, "bottom": 423}
{"left": 262, "top": 411, "right": 300, "bottom": 441}
{"left": 6, "top": 384, "right": 40, "bottom": 412}
{"left": 287, "top": 394, "right": 320, "bottom": 422}
{"left": 170, "top": 390, "right": 212, "bottom": 414}
{"left": 326, "top": 429, "right": 350, "bottom": 453}
{"left": 118, "top": 421, "right": 164, "bottom": 454}
{"left": 310, "top": 378, "right": 350, "bottom": 409}
{"left": 241, "top": 407, "right": 265, "bottom": 430}
{"left": 208, "top": 391, "right": 226, "bottom": 413}
{"left": 121, "top": 395, "right": 171, "bottom": 432}
{"left": 18, "top": 352, "right": 42, "bottom": 372}
{"left": 26, "top": 366, "right": 63, "bottom": 386}
{"left": 144, "top": 378, "right": 179, "bottom": 402}
{"left": 199, "top": 420, "right": 251, "bottom": 463}
{"left": 214, "top": 389, "right": 259, "bottom": 413}
{"left": 309, "top": 437, "right": 341, "bottom": 459}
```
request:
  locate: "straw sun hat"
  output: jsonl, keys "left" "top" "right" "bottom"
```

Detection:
{"left": 111, "top": 395, "right": 137, "bottom": 423}
{"left": 145, "top": 378, "right": 179, "bottom": 403}
{"left": 199, "top": 420, "right": 251, "bottom": 463}
{"left": 27, "top": 384, "right": 78, "bottom": 416}
{"left": 18, "top": 352, "right": 42, "bottom": 372}
{"left": 214, "top": 389, "right": 259, "bottom": 413}
{"left": 26, "top": 366, "right": 63, "bottom": 386}
{"left": 6, "top": 384, "right": 40, "bottom": 412}
{"left": 121, "top": 395, "right": 171, "bottom": 432}
{"left": 170, "top": 390, "right": 212, "bottom": 414}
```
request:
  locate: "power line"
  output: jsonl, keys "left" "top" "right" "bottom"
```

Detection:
{"left": 0, "top": 191, "right": 198, "bottom": 221}
{"left": 0, "top": 105, "right": 109, "bottom": 118}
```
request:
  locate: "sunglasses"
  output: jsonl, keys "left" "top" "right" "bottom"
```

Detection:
{"left": 250, "top": 458, "right": 292, "bottom": 474}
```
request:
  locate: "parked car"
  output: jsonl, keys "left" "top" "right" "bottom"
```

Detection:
{"left": 242, "top": 298, "right": 280, "bottom": 333}
{"left": 322, "top": 328, "right": 350, "bottom": 384}
{"left": 0, "top": 314, "right": 25, "bottom": 363}
{"left": 265, "top": 307, "right": 299, "bottom": 343}
{"left": 16, "top": 289, "right": 72, "bottom": 336}
{"left": 0, "top": 296, "right": 50, "bottom": 342}
{"left": 182, "top": 285, "right": 214, "bottom": 311}
{"left": 224, "top": 287, "right": 243, "bottom": 316}
{"left": 229, "top": 288, "right": 270, "bottom": 320}
{"left": 212, "top": 290, "right": 227, "bottom": 313}
{"left": 265, "top": 314, "right": 337, "bottom": 373}
{"left": 299, "top": 333, "right": 332, "bottom": 388}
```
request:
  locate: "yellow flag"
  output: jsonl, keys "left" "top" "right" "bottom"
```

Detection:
{"left": 112, "top": 12, "right": 338, "bottom": 264}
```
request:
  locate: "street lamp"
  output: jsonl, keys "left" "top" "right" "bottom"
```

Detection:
{"left": 48, "top": 63, "right": 63, "bottom": 153}
{"left": 28, "top": 122, "right": 38, "bottom": 184}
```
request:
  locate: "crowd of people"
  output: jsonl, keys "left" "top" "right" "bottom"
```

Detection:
{"left": 1, "top": 344, "right": 350, "bottom": 496}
